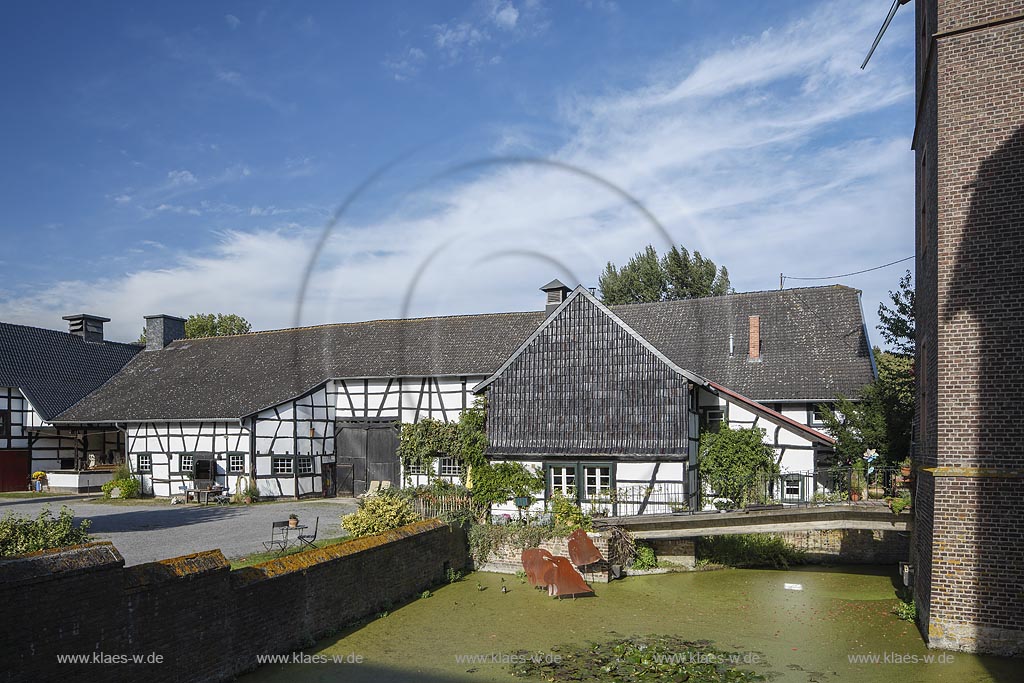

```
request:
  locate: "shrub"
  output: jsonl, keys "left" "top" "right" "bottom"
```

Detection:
{"left": 467, "top": 521, "right": 557, "bottom": 566}
{"left": 548, "top": 490, "right": 592, "bottom": 533}
{"left": 631, "top": 543, "right": 658, "bottom": 570}
{"left": 887, "top": 490, "right": 912, "bottom": 515}
{"left": 699, "top": 424, "right": 778, "bottom": 508}
{"left": 0, "top": 506, "right": 92, "bottom": 557}
{"left": 697, "top": 534, "right": 805, "bottom": 569}
{"left": 469, "top": 462, "right": 544, "bottom": 508}
{"left": 341, "top": 492, "right": 421, "bottom": 538}
{"left": 101, "top": 476, "right": 141, "bottom": 499}
{"left": 893, "top": 596, "right": 917, "bottom": 622}
{"left": 111, "top": 463, "right": 132, "bottom": 481}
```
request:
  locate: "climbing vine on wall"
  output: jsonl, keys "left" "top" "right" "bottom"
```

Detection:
{"left": 397, "top": 397, "right": 488, "bottom": 483}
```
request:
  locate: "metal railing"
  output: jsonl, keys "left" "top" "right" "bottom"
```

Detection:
{"left": 749, "top": 466, "right": 909, "bottom": 506}
{"left": 583, "top": 482, "right": 690, "bottom": 517}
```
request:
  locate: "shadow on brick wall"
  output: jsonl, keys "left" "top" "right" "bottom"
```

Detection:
{"left": 938, "top": 123, "right": 1024, "bottom": 666}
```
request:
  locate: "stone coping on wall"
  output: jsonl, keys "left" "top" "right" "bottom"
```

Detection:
{"left": 0, "top": 541, "right": 125, "bottom": 586}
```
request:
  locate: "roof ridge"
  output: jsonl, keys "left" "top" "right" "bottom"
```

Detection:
{"left": 0, "top": 319, "right": 142, "bottom": 349}
{"left": 607, "top": 284, "right": 860, "bottom": 310}
{"left": 176, "top": 309, "right": 546, "bottom": 342}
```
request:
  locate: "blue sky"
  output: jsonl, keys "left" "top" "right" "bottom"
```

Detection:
{"left": 0, "top": 1, "right": 915, "bottom": 343}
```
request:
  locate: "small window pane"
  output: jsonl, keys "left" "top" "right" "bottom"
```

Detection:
{"left": 298, "top": 457, "right": 313, "bottom": 474}
{"left": 272, "top": 458, "right": 293, "bottom": 475}
{"left": 229, "top": 454, "right": 245, "bottom": 472}
{"left": 584, "top": 466, "right": 611, "bottom": 498}
{"left": 180, "top": 455, "right": 194, "bottom": 472}
{"left": 138, "top": 454, "right": 152, "bottom": 472}
{"left": 439, "top": 457, "right": 461, "bottom": 477}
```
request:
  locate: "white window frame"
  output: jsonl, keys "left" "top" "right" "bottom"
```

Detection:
{"left": 405, "top": 461, "right": 426, "bottom": 475}
{"left": 297, "top": 457, "right": 313, "bottom": 474}
{"left": 583, "top": 465, "right": 612, "bottom": 499}
{"left": 138, "top": 453, "right": 152, "bottom": 472}
{"left": 438, "top": 457, "right": 461, "bottom": 477}
{"left": 229, "top": 454, "right": 245, "bottom": 473}
{"left": 180, "top": 454, "right": 194, "bottom": 473}
{"left": 549, "top": 466, "right": 576, "bottom": 496}
{"left": 272, "top": 458, "right": 293, "bottom": 475}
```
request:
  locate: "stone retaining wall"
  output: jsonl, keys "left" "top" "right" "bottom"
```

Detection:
{"left": 0, "top": 519, "right": 468, "bottom": 683}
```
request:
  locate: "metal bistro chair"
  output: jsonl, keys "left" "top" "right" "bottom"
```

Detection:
{"left": 263, "top": 521, "right": 289, "bottom": 553}
{"left": 297, "top": 517, "right": 319, "bottom": 549}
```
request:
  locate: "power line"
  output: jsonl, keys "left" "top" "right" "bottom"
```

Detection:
{"left": 782, "top": 255, "right": 913, "bottom": 284}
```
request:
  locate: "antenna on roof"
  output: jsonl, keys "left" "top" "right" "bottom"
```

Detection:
{"left": 860, "top": 0, "right": 912, "bottom": 69}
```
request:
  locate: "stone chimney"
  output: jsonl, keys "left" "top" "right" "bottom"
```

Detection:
{"left": 748, "top": 315, "right": 761, "bottom": 361}
{"left": 144, "top": 314, "right": 186, "bottom": 351}
{"left": 540, "top": 279, "right": 572, "bottom": 316}
{"left": 62, "top": 314, "right": 110, "bottom": 344}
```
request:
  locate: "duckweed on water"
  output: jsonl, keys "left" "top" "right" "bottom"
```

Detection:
{"left": 509, "top": 635, "right": 770, "bottom": 682}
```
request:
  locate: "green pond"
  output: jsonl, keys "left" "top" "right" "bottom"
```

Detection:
{"left": 242, "top": 566, "right": 1017, "bottom": 683}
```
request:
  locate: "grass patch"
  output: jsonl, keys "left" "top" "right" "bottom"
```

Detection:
{"left": 229, "top": 535, "right": 351, "bottom": 569}
{"left": 0, "top": 491, "right": 77, "bottom": 499}
{"left": 697, "top": 534, "right": 805, "bottom": 569}
{"left": 81, "top": 496, "right": 170, "bottom": 506}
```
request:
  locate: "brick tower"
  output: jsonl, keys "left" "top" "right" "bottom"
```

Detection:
{"left": 912, "top": 0, "right": 1024, "bottom": 655}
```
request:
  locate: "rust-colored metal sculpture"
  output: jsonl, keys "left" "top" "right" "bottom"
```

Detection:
{"left": 542, "top": 555, "right": 594, "bottom": 597}
{"left": 522, "top": 547, "right": 594, "bottom": 598}
{"left": 567, "top": 528, "right": 603, "bottom": 568}
{"left": 521, "top": 547, "right": 554, "bottom": 588}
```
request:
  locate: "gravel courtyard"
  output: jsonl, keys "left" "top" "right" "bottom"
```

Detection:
{"left": 0, "top": 495, "right": 359, "bottom": 565}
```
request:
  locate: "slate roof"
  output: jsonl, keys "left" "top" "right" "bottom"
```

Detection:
{"left": 611, "top": 285, "right": 876, "bottom": 402}
{"left": 54, "top": 285, "right": 875, "bottom": 423}
{"left": 0, "top": 321, "right": 141, "bottom": 421}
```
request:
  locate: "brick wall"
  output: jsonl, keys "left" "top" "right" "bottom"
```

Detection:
{"left": 476, "top": 532, "right": 614, "bottom": 582}
{"left": 0, "top": 520, "right": 468, "bottom": 683}
{"left": 776, "top": 529, "right": 909, "bottom": 564}
{"left": 913, "top": 0, "right": 1024, "bottom": 656}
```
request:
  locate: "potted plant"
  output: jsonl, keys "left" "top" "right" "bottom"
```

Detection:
{"left": 31, "top": 471, "right": 47, "bottom": 493}
{"left": 288, "top": 513, "right": 299, "bottom": 528}
{"left": 850, "top": 460, "right": 867, "bottom": 502}
{"left": 900, "top": 458, "right": 912, "bottom": 478}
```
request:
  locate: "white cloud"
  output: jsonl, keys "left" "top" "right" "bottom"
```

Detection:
{"left": 167, "top": 169, "right": 198, "bottom": 186}
{"left": 225, "top": 14, "right": 241, "bottom": 30}
{"left": 383, "top": 47, "right": 427, "bottom": 81}
{"left": 5, "top": 1, "right": 914, "bottom": 347}
{"left": 492, "top": 2, "right": 519, "bottom": 30}
{"left": 113, "top": 194, "right": 132, "bottom": 205}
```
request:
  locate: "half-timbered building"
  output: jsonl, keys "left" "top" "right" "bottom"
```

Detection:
{"left": 0, "top": 316, "right": 140, "bottom": 491}
{"left": 472, "top": 283, "right": 855, "bottom": 515}
{"left": 16, "top": 281, "right": 873, "bottom": 508}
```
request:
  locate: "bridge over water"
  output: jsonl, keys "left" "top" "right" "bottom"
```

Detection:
{"left": 594, "top": 504, "right": 912, "bottom": 540}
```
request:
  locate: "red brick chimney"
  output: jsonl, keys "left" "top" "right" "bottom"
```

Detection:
{"left": 748, "top": 315, "right": 760, "bottom": 361}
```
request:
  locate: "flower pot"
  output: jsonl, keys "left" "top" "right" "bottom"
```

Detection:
{"left": 850, "top": 491, "right": 861, "bottom": 502}
{"left": 289, "top": 519, "right": 298, "bottom": 528}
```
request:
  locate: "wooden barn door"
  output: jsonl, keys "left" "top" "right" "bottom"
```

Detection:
{"left": 0, "top": 450, "right": 30, "bottom": 492}
{"left": 334, "top": 420, "right": 400, "bottom": 496}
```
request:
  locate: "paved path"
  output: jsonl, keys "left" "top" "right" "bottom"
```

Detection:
{"left": 0, "top": 495, "right": 359, "bottom": 565}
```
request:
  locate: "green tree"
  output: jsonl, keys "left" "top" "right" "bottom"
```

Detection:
{"left": 820, "top": 348, "right": 914, "bottom": 465}
{"left": 138, "top": 313, "right": 252, "bottom": 344}
{"left": 184, "top": 313, "right": 252, "bottom": 338}
{"left": 877, "top": 270, "right": 915, "bottom": 356}
{"left": 599, "top": 244, "right": 731, "bottom": 305}
{"left": 698, "top": 424, "right": 777, "bottom": 508}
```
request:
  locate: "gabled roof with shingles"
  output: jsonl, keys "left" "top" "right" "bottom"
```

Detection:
{"left": 0, "top": 321, "right": 141, "bottom": 421}
{"left": 54, "top": 285, "right": 875, "bottom": 423}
